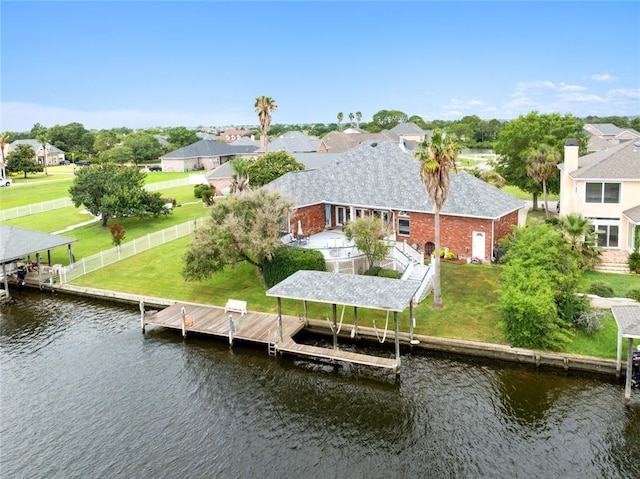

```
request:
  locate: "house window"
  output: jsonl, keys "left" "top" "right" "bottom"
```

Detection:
{"left": 398, "top": 218, "right": 410, "bottom": 236}
{"left": 589, "top": 218, "right": 620, "bottom": 248}
{"left": 585, "top": 182, "right": 620, "bottom": 204}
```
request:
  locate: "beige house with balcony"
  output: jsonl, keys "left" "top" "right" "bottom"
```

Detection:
{"left": 559, "top": 139, "right": 640, "bottom": 254}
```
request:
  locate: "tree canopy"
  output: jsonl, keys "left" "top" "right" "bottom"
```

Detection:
{"left": 245, "top": 151, "right": 304, "bottom": 187}
{"left": 368, "top": 109, "right": 408, "bottom": 132}
{"left": 6, "top": 144, "right": 43, "bottom": 178}
{"left": 182, "top": 189, "right": 292, "bottom": 280}
{"left": 344, "top": 217, "right": 392, "bottom": 271}
{"left": 122, "top": 133, "right": 163, "bottom": 163}
{"left": 166, "top": 127, "right": 199, "bottom": 149}
{"left": 494, "top": 112, "right": 587, "bottom": 204}
{"left": 68, "top": 163, "right": 170, "bottom": 226}
{"left": 255, "top": 96, "right": 277, "bottom": 149}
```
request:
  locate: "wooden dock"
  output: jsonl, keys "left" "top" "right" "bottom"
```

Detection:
{"left": 143, "top": 302, "right": 398, "bottom": 371}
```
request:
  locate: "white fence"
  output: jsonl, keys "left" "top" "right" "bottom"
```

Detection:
{"left": 1, "top": 198, "right": 74, "bottom": 221}
{"left": 59, "top": 217, "right": 207, "bottom": 283}
{"left": 1, "top": 178, "right": 195, "bottom": 221}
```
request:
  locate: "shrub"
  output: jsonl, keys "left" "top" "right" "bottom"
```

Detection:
{"left": 629, "top": 252, "right": 640, "bottom": 274}
{"left": 365, "top": 266, "right": 382, "bottom": 276}
{"left": 377, "top": 268, "right": 401, "bottom": 279}
{"left": 261, "top": 246, "right": 326, "bottom": 288}
{"left": 588, "top": 281, "right": 615, "bottom": 298}
{"left": 626, "top": 289, "right": 640, "bottom": 301}
{"left": 444, "top": 251, "right": 456, "bottom": 260}
{"left": 573, "top": 309, "right": 607, "bottom": 335}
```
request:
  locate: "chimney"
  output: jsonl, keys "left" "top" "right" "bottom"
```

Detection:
{"left": 564, "top": 138, "right": 579, "bottom": 173}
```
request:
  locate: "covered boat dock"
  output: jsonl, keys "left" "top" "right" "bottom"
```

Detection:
{"left": 613, "top": 305, "right": 640, "bottom": 404}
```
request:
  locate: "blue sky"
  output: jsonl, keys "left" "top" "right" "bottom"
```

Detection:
{"left": 2, "top": 1, "right": 639, "bottom": 131}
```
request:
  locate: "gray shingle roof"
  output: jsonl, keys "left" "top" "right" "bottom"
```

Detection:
{"left": 268, "top": 131, "right": 324, "bottom": 153}
{"left": 322, "top": 130, "right": 399, "bottom": 153}
{"left": 266, "top": 270, "right": 419, "bottom": 312}
{"left": 623, "top": 204, "right": 640, "bottom": 222}
{"left": 390, "top": 122, "right": 426, "bottom": 136}
{"left": 9, "top": 139, "right": 64, "bottom": 154}
{"left": 267, "top": 141, "right": 525, "bottom": 219}
{"left": 203, "top": 161, "right": 234, "bottom": 179}
{"left": 585, "top": 123, "right": 624, "bottom": 136}
{"left": 569, "top": 141, "right": 640, "bottom": 180}
{"left": 291, "top": 152, "right": 343, "bottom": 170}
{"left": 0, "top": 226, "right": 77, "bottom": 264}
{"left": 160, "top": 140, "right": 257, "bottom": 160}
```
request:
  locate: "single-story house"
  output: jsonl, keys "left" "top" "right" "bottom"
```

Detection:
{"left": 5, "top": 139, "right": 66, "bottom": 166}
{"left": 265, "top": 131, "right": 328, "bottom": 154}
{"left": 159, "top": 139, "right": 258, "bottom": 172}
{"left": 266, "top": 141, "right": 526, "bottom": 261}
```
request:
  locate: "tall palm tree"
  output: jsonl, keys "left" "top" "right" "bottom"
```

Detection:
{"left": 254, "top": 96, "right": 277, "bottom": 150}
{"left": 337, "top": 112, "right": 343, "bottom": 130}
{"left": 525, "top": 144, "right": 560, "bottom": 219}
{"left": 414, "top": 130, "right": 458, "bottom": 309}
{"left": 355, "top": 111, "right": 362, "bottom": 128}
{"left": 348, "top": 112, "right": 354, "bottom": 127}
{"left": 0, "top": 132, "right": 11, "bottom": 178}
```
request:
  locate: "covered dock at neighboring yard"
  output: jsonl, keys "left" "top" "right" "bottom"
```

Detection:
{"left": 613, "top": 305, "right": 640, "bottom": 404}
{"left": 0, "top": 226, "right": 77, "bottom": 301}
{"left": 266, "top": 270, "right": 420, "bottom": 373}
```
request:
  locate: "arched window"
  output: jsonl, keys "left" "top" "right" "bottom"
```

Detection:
{"left": 425, "top": 242, "right": 435, "bottom": 256}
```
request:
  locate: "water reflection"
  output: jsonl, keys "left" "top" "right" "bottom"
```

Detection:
{"left": 1, "top": 290, "right": 639, "bottom": 478}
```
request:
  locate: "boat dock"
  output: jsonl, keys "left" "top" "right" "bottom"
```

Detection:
{"left": 143, "top": 302, "right": 399, "bottom": 371}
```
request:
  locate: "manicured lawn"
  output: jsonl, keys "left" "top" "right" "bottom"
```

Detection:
{"left": 502, "top": 184, "right": 559, "bottom": 201}
{"left": 579, "top": 271, "right": 640, "bottom": 298}
{"left": 3, "top": 206, "right": 94, "bottom": 233}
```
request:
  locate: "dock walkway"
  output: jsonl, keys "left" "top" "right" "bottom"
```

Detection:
{"left": 143, "top": 302, "right": 398, "bottom": 370}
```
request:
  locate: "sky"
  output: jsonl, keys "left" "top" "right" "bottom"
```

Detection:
{"left": 1, "top": 1, "right": 639, "bottom": 132}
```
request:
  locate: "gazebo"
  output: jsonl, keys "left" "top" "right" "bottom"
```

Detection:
{"left": 612, "top": 305, "right": 640, "bottom": 404}
{"left": 266, "top": 270, "right": 420, "bottom": 372}
{"left": 0, "top": 226, "right": 77, "bottom": 300}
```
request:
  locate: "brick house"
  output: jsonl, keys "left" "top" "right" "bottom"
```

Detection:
{"left": 267, "top": 141, "right": 526, "bottom": 261}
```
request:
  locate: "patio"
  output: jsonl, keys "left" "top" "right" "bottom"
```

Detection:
{"left": 282, "top": 230, "right": 359, "bottom": 260}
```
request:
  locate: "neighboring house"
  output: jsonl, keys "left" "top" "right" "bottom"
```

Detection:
{"left": 322, "top": 129, "right": 399, "bottom": 153}
{"left": 159, "top": 139, "right": 258, "bottom": 172}
{"left": 587, "top": 135, "right": 619, "bottom": 153}
{"left": 584, "top": 123, "right": 640, "bottom": 143}
{"left": 267, "top": 141, "right": 526, "bottom": 261}
{"left": 6, "top": 139, "right": 66, "bottom": 166}
{"left": 390, "top": 122, "right": 433, "bottom": 143}
{"left": 153, "top": 135, "right": 170, "bottom": 148}
{"left": 203, "top": 161, "right": 235, "bottom": 196}
{"left": 559, "top": 139, "right": 640, "bottom": 252}
{"left": 215, "top": 129, "right": 255, "bottom": 142}
{"left": 266, "top": 131, "right": 328, "bottom": 153}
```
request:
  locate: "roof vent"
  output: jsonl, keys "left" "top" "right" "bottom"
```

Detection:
{"left": 371, "top": 142, "right": 378, "bottom": 147}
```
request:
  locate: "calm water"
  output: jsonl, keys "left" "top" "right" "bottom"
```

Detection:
{"left": 1, "top": 290, "right": 639, "bottom": 478}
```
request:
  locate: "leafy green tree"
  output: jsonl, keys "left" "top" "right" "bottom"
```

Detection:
{"left": 193, "top": 184, "right": 216, "bottom": 205}
{"left": 414, "top": 130, "right": 458, "bottom": 309}
{"left": 123, "top": 133, "right": 162, "bottom": 163}
{"left": 182, "top": 189, "right": 292, "bottom": 281}
{"left": 494, "top": 111, "right": 587, "bottom": 208}
{"left": 109, "top": 223, "right": 126, "bottom": 247}
{"left": 166, "top": 127, "right": 199, "bottom": 149}
{"left": 525, "top": 143, "right": 560, "bottom": 217}
{"left": 368, "top": 109, "right": 408, "bottom": 132}
{"left": 97, "top": 145, "right": 135, "bottom": 164}
{"left": 69, "top": 163, "right": 170, "bottom": 226}
{"left": 255, "top": 96, "right": 277, "bottom": 149}
{"left": 6, "top": 144, "right": 43, "bottom": 178}
{"left": 47, "top": 122, "right": 95, "bottom": 154}
{"left": 29, "top": 123, "right": 47, "bottom": 139}
{"left": 93, "top": 130, "right": 119, "bottom": 154}
{"left": 408, "top": 115, "right": 428, "bottom": 130}
{"left": 245, "top": 151, "right": 304, "bottom": 187}
{"left": 344, "top": 216, "right": 392, "bottom": 271}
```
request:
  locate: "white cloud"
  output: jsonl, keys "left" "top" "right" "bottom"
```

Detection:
{"left": 512, "top": 80, "right": 586, "bottom": 97}
{"left": 0, "top": 102, "right": 255, "bottom": 132}
{"left": 591, "top": 73, "right": 617, "bottom": 83}
{"left": 607, "top": 88, "right": 640, "bottom": 99}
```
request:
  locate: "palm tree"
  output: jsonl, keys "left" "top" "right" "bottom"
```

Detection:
{"left": 230, "top": 157, "right": 251, "bottom": 195}
{"left": 36, "top": 134, "right": 49, "bottom": 176}
{"left": 254, "top": 96, "right": 277, "bottom": 150}
{"left": 525, "top": 144, "right": 559, "bottom": 219}
{"left": 558, "top": 213, "right": 602, "bottom": 270}
{"left": 414, "top": 130, "right": 458, "bottom": 309}
{"left": 0, "top": 132, "right": 11, "bottom": 178}
{"left": 337, "top": 112, "right": 344, "bottom": 130}
{"left": 348, "top": 112, "right": 354, "bottom": 127}
{"left": 355, "top": 111, "right": 362, "bottom": 128}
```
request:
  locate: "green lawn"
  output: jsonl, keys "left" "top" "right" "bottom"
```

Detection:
{"left": 3, "top": 206, "right": 94, "bottom": 233}
{"left": 501, "top": 184, "right": 559, "bottom": 202}
{"left": 579, "top": 271, "right": 640, "bottom": 297}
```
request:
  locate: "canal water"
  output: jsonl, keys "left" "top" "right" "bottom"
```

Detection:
{"left": 1, "top": 290, "right": 639, "bottom": 478}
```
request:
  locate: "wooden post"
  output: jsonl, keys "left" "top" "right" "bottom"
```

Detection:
{"left": 352, "top": 306, "right": 358, "bottom": 338}
{"left": 625, "top": 338, "right": 633, "bottom": 405}
{"left": 303, "top": 300, "right": 308, "bottom": 327}
{"left": 228, "top": 314, "right": 234, "bottom": 347}
{"left": 332, "top": 303, "right": 338, "bottom": 351}
{"left": 394, "top": 311, "right": 401, "bottom": 373}
{"left": 409, "top": 301, "right": 419, "bottom": 345}
{"left": 139, "top": 299, "right": 145, "bottom": 333}
{"left": 277, "top": 297, "right": 283, "bottom": 342}
{"left": 181, "top": 306, "right": 187, "bottom": 338}
{"left": 616, "top": 330, "right": 623, "bottom": 378}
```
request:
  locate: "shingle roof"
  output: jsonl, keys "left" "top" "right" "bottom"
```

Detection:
{"left": 622, "top": 204, "right": 640, "bottom": 223}
{"left": 268, "top": 131, "right": 324, "bottom": 153}
{"left": 291, "top": 152, "right": 343, "bottom": 170}
{"left": 203, "top": 161, "right": 234, "bottom": 179}
{"left": 9, "top": 139, "right": 64, "bottom": 154}
{"left": 322, "top": 130, "right": 399, "bottom": 153}
{"left": 569, "top": 141, "right": 640, "bottom": 180}
{"left": 390, "top": 122, "right": 427, "bottom": 136}
{"left": 267, "top": 141, "right": 525, "bottom": 219}
{"left": 160, "top": 140, "right": 258, "bottom": 160}
{"left": 585, "top": 123, "right": 624, "bottom": 136}
{"left": 0, "top": 226, "right": 77, "bottom": 264}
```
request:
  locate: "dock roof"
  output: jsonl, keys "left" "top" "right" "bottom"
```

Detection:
{"left": 266, "top": 270, "right": 419, "bottom": 312}
{"left": 0, "top": 226, "right": 77, "bottom": 264}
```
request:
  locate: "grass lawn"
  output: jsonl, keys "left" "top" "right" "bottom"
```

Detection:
{"left": 501, "top": 184, "right": 559, "bottom": 202}
{"left": 579, "top": 271, "right": 640, "bottom": 297}
{"left": 3, "top": 206, "right": 94, "bottom": 233}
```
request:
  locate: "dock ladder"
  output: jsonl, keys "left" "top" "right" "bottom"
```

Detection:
{"left": 267, "top": 331, "right": 278, "bottom": 357}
